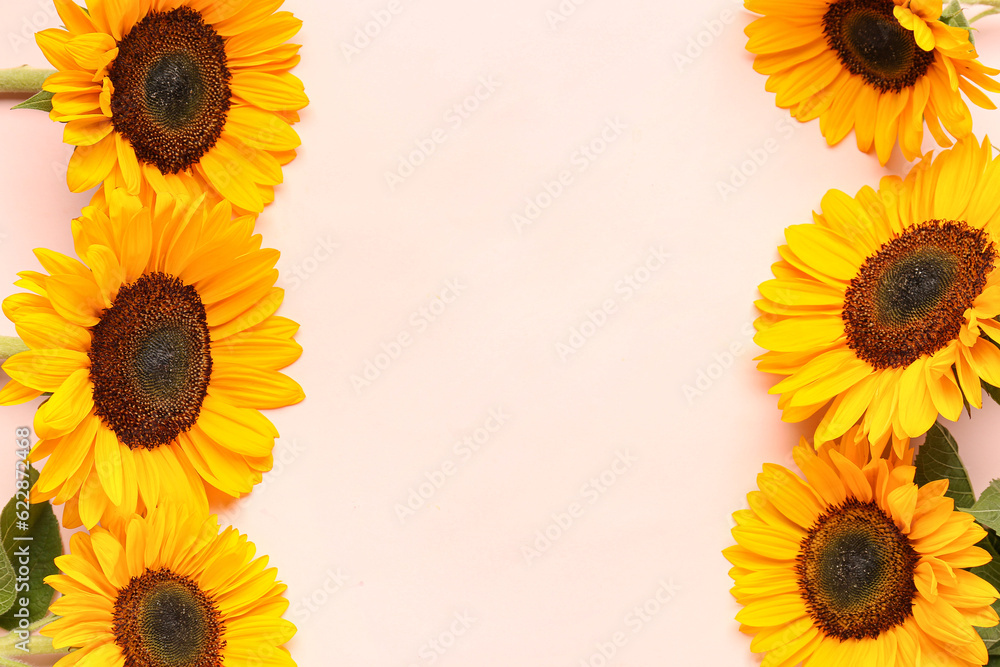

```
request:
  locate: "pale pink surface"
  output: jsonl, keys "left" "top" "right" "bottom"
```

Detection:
{"left": 1, "top": 0, "right": 1000, "bottom": 665}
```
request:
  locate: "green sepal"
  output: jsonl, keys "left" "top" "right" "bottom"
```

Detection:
{"left": 914, "top": 421, "right": 975, "bottom": 509}
{"left": 941, "top": 0, "right": 975, "bottom": 43}
{"left": 0, "top": 465, "right": 61, "bottom": 630}
{"left": 10, "top": 91, "right": 53, "bottom": 113}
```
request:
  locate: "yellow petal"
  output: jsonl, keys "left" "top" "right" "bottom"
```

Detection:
{"left": 912, "top": 595, "right": 978, "bottom": 645}
{"left": 231, "top": 71, "right": 308, "bottom": 111}
{"left": 196, "top": 394, "right": 278, "bottom": 457}
{"left": 732, "top": 525, "right": 801, "bottom": 560}
{"left": 225, "top": 106, "right": 301, "bottom": 151}
{"left": 64, "top": 117, "right": 113, "bottom": 147}
{"left": 195, "top": 248, "right": 280, "bottom": 304}
{"left": 735, "top": 593, "right": 808, "bottom": 626}
{"left": 969, "top": 337, "right": 1000, "bottom": 387}
{"left": 886, "top": 483, "right": 918, "bottom": 533}
{"left": 46, "top": 275, "right": 103, "bottom": 327}
{"left": 207, "top": 364, "right": 303, "bottom": 409}
{"left": 86, "top": 245, "right": 124, "bottom": 309}
{"left": 828, "top": 449, "right": 872, "bottom": 502}
{"left": 94, "top": 423, "right": 124, "bottom": 506}
{"left": 54, "top": 0, "right": 96, "bottom": 33}
{"left": 114, "top": 134, "right": 141, "bottom": 194}
{"left": 209, "top": 287, "right": 283, "bottom": 340}
{"left": 224, "top": 11, "right": 302, "bottom": 58}
{"left": 213, "top": 0, "right": 281, "bottom": 36}
{"left": 35, "top": 415, "right": 98, "bottom": 495}
{"left": 33, "top": 368, "right": 94, "bottom": 440}
{"left": 197, "top": 147, "right": 264, "bottom": 213}
{"left": 64, "top": 32, "right": 117, "bottom": 70}
{"left": 784, "top": 223, "right": 863, "bottom": 281}
{"left": 3, "top": 349, "right": 88, "bottom": 392}
{"left": 755, "top": 317, "right": 844, "bottom": 353}
{"left": 14, "top": 312, "right": 90, "bottom": 352}
{"left": 89, "top": 531, "right": 128, "bottom": 588}
{"left": 0, "top": 379, "right": 43, "bottom": 406}
{"left": 67, "top": 135, "right": 117, "bottom": 193}
{"left": 898, "top": 359, "right": 938, "bottom": 438}
{"left": 118, "top": 209, "right": 153, "bottom": 284}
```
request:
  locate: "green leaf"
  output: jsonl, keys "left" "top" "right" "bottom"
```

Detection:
{"left": 973, "top": 528, "right": 1000, "bottom": 588}
{"left": 972, "top": 530, "right": 1000, "bottom": 651}
{"left": 981, "top": 599, "right": 1000, "bottom": 653}
{"left": 10, "top": 90, "right": 53, "bottom": 113}
{"left": 0, "top": 465, "right": 61, "bottom": 630}
{"left": 985, "top": 381, "right": 1000, "bottom": 408}
{"left": 914, "top": 421, "right": 976, "bottom": 509}
{"left": 0, "top": 551, "right": 16, "bottom": 617}
{"left": 970, "top": 480, "right": 1000, "bottom": 535}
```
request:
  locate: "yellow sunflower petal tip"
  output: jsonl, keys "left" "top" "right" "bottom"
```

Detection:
{"left": 744, "top": 0, "right": 997, "bottom": 164}
{"left": 727, "top": 433, "right": 997, "bottom": 665}
{"left": 756, "top": 135, "right": 1000, "bottom": 444}
{"left": 40, "top": 0, "right": 305, "bottom": 214}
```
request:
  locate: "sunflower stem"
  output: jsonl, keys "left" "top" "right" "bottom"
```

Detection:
{"left": 0, "top": 67, "right": 55, "bottom": 96}
{"left": 0, "top": 337, "right": 27, "bottom": 362}
{"left": 0, "top": 616, "right": 56, "bottom": 648}
{"left": 970, "top": 6, "right": 1000, "bottom": 20}
{"left": 0, "top": 617, "right": 69, "bottom": 665}
{"left": 0, "top": 636, "right": 67, "bottom": 658}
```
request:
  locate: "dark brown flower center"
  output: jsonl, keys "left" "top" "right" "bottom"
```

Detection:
{"left": 108, "top": 6, "right": 231, "bottom": 174}
{"left": 89, "top": 272, "right": 212, "bottom": 450}
{"left": 843, "top": 220, "right": 995, "bottom": 369}
{"left": 113, "top": 568, "right": 224, "bottom": 667}
{"left": 823, "top": 0, "right": 936, "bottom": 93}
{"left": 797, "top": 498, "right": 918, "bottom": 640}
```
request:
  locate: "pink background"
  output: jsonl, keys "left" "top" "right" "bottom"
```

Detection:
{"left": 2, "top": 0, "right": 1000, "bottom": 665}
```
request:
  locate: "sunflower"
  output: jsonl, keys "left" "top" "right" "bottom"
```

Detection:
{"left": 43, "top": 507, "right": 296, "bottom": 667}
{"left": 744, "top": 0, "right": 1000, "bottom": 164}
{"left": 0, "top": 188, "right": 304, "bottom": 528}
{"left": 36, "top": 0, "right": 307, "bottom": 214}
{"left": 755, "top": 135, "right": 1000, "bottom": 446}
{"left": 725, "top": 430, "right": 999, "bottom": 666}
